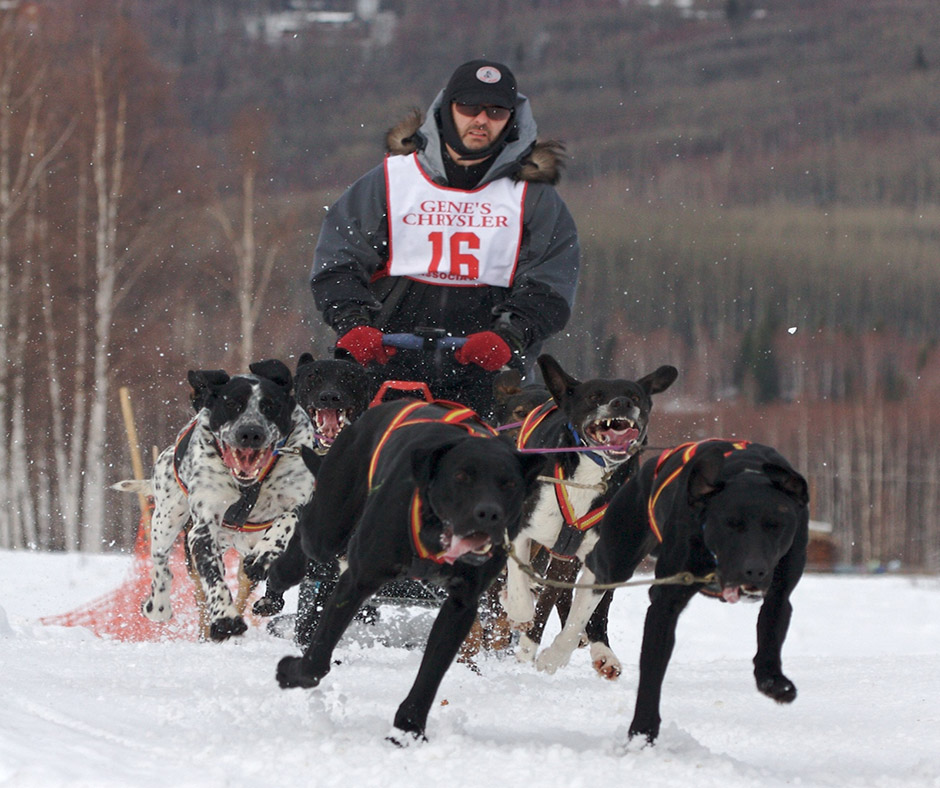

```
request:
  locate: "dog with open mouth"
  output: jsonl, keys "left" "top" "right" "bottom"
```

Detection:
{"left": 275, "top": 398, "right": 543, "bottom": 743}
{"left": 501, "top": 354, "right": 677, "bottom": 678}
{"left": 252, "top": 354, "right": 374, "bottom": 627}
{"left": 294, "top": 353, "right": 372, "bottom": 456}
{"left": 533, "top": 438, "right": 809, "bottom": 745}
{"left": 116, "top": 359, "right": 316, "bottom": 641}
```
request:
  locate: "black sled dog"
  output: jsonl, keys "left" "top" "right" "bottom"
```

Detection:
{"left": 252, "top": 353, "right": 373, "bottom": 623}
{"left": 537, "top": 439, "right": 809, "bottom": 744}
{"left": 501, "top": 355, "right": 677, "bottom": 678}
{"left": 275, "top": 398, "right": 543, "bottom": 743}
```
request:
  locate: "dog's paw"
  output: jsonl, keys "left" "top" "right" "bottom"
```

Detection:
{"left": 386, "top": 728, "right": 427, "bottom": 748}
{"left": 757, "top": 674, "right": 797, "bottom": 704}
{"left": 515, "top": 633, "right": 539, "bottom": 663}
{"left": 276, "top": 656, "right": 322, "bottom": 689}
{"left": 627, "top": 726, "right": 658, "bottom": 747}
{"left": 209, "top": 615, "right": 248, "bottom": 641}
{"left": 252, "top": 594, "right": 285, "bottom": 617}
{"left": 242, "top": 556, "right": 269, "bottom": 583}
{"left": 590, "top": 643, "right": 622, "bottom": 680}
{"left": 140, "top": 596, "right": 172, "bottom": 623}
{"left": 535, "top": 644, "right": 570, "bottom": 675}
{"left": 499, "top": 585, "right": 535, "bottom": 628}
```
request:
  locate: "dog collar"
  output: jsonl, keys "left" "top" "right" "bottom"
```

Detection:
{"left": 566, "top": 423, "right": 608, "bottom": 468}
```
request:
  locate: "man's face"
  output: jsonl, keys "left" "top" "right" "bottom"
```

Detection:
{"left": 449, "top": 103, "right": 512, "bottom": 160}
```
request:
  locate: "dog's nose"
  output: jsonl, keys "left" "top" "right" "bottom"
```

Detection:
{"left": 743, "top": 563, "right": 769, "bottom": 585}
{"left": 609, "top": 396, "right": 629, "bottom": 411}
{"left": 235, "top": 424, "right": 268, "bottom": 449}
{"left": 317, "top": 390, "right": 341, "bottom": 407}
{"left": 473, "top": 502, "right": 504, "bottom": 524}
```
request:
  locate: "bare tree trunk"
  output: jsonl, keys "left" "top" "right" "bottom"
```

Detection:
{"left": 65, "top": 167, "right": 90, "bottom": 550}
{"left": 238, "top": 164, "right": 256, "bottom": 370}
{"left": 835, "top": 408, "right": 857, "bottom": 564}
{"left": 0, "top": 32, "right": 15, "bottom": 547}
{"left": 9, "top": 197, "right": 38, "bottom": 546}
{"left": 871, "top": 401, "right": 885, "bottom": 562}
{"left": 210, "top": 163, "right": 281, "bottom": 372}
{"left": 81, "top": 50, "right": 125, "bottom": 551}
{"left": 853, "top": 403, "right": 873, "bottom": 565}
{"left": 0, "top": 34, "right": 69, "bottom": 547}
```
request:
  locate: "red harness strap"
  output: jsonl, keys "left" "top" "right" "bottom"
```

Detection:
{"left": 516, "top": 399, "right": 608, "bottom": 558}
{"left": 552, "top": 463, "right": 608, "bottom": 532}
{"left": 172, "top": 418, "right": 199, "bottom": 496}
{"left": 364, "top": 400, "right": 496, "bottom": 563}
{"left": 546, "top": 461, "right": 609, "bottom": 558}
{"left": 369, "top": 380, "right": 435, "bottom": 409}
{"left": 647, "top": 439, "right": 750, "bottom": 542}
{"left": 515, "top": 399, "right": 556, "bottom": 451}
{"left": 408, "top": 490, "right": 449, "bottom": 564}
{"left": 367, "top": 400, "right": 497, "bottom": 490}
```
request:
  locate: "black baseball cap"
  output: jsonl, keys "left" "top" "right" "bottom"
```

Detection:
{"left": 443, "top": 60, "right": 518, "bottom": 109}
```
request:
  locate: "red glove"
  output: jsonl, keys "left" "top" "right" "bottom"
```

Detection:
{"left": 335, "top": 326, "right": 397, "bottom": 366}
{"left": 454, "top": 331, "right": 512, "bottom": 372}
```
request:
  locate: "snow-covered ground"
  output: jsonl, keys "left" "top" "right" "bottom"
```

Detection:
{"left": 1, "top": 548, "right": 939, "bottom": 788}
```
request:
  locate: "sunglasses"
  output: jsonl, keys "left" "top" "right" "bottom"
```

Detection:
{"left": 453, "top": 103, "right": 513, "bottom": 121}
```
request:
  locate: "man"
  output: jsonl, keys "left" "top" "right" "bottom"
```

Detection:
{"left": 311, "top": 59, "right": 580, "bottom": 419}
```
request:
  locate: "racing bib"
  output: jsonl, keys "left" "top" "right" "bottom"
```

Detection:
{"left": 384, "top": 153, "right": 526, "bottom": 287}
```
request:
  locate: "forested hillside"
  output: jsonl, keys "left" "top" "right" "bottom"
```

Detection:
{"left": 4, "top": 0, "right": 940, "bottom": 569}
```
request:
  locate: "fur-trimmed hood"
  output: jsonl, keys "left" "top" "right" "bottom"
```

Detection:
{"left": 384, "top": 93, "right": 566, "bottom": 187}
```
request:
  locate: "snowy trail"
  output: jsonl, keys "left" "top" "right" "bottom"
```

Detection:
{"left": 1, "top": 550, "right": 939, "bottom": 787}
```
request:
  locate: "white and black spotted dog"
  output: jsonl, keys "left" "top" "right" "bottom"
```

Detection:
{"left": 502, "top": 355, "right": 677, "bottom": 678}
{"left": 114, "top": 359, "right": 315, "bottom": 641}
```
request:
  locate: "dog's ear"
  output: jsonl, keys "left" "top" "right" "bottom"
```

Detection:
{"left": 493, "top": 369, "right": 524, "bottom": 404}
{"left": 764, "top": 463, "right": 810, "bottom": 507}
{"left": 187, "top": 369, "right": 229, "bottom": 411}
{"left": 296, "top": 352, "right": 315, "bottom": 374}
{"left": 410, "top": 440, "right": 460, "bottom": 492}
{"left": 537, "top": 354, "right": 580, "bottom": 406}
{"left": 249, "top": 358, "right": 293, "bottom": 394}
{"left": 639, "top": 365, "right": 679, "bottom": 396}
{"left": 687, "top": 444, "right": 726, "bottom": 505}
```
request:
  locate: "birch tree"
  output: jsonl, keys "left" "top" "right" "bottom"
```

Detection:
{"left": 0, "top": 15, "right": 72, "bottom": 548}
{"left": 210, "top": 108, "right": 278, "bottom": 372}
{"left": 80, "top": 46, "right": 126, "bottom": 550}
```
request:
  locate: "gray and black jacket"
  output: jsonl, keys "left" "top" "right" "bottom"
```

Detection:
{"left": 310, "top": 89, "right": 581, "bottom": 371}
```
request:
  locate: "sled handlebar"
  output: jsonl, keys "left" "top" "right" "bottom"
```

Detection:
{"left": 381, "top": 332, "right": 467, "bottom": 351}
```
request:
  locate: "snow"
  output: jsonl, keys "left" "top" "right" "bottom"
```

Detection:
{"left": 1, "top": 549, "right": 939, "bottom": 788}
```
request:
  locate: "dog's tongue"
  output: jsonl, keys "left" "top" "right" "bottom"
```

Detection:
{"left": 315, "top": 408, "right": 342, "bottom": 441}
{"left": 441, "top": 533, "right": 493, "bottom": 565}
{"left": 598, "top": 425, "right": 640, "bottom": 449}
{"left": 722, "top": 586, "right": 741, "bottom": 604}
{"left": 221, "top": 445, "right": 273, "bottom": 481}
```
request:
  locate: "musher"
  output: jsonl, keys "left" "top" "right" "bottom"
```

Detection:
{"left": 310, "top": 58, "right": 581, "bottom": 419}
